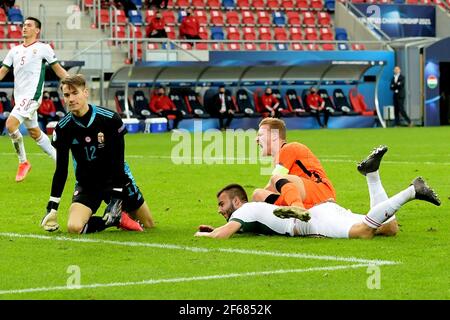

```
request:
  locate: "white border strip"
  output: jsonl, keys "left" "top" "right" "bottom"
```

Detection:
{"left": 0, "top": 263, "right": 372, "bottom": 295}
{"left": 0, "top": 232, "right": 399, "bottom": 265}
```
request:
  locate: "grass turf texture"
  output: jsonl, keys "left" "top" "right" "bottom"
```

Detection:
{"left": 0, "top": 126, "right": 449, "bottom": 300}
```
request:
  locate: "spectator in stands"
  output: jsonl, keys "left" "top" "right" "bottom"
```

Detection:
{"left": 306, "top": 86, "right": 329, "bottom": 128}
{"left": 149, "top": 86, "right": 183, "bottom": 130}
{"left": 147, "top": 0, "right": 168, "bottom": 9}
{"left": 37, "top": 91, "right": 57, "bottom": 130}
{"left": 262, "top": 87, "right": 282, "bottom": 118}
{"left": 146, "top": 10, "right": 168, "bottom": 38}
{"left": 212, "top": 85, "right": 235, "bottom": 130}
{"left": 390, "top": 66, "right": 412, "bottom": 127}
{"left": 114, "top": 0, "right": 137, "bottom": 18}
{"left": 179, "top": 7, "right": 201, "bottom": 47}
{"left": 0, "top": 0, "right": 15, "bottom": 13}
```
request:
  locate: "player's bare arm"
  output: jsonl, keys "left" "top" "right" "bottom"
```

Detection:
{"left": 51, "top": 62, "right": 69, "bottom": 80}
{"left": 195, "top": 221, "right": 241, "bottom": 239}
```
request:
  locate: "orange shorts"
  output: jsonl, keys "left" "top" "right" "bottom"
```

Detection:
{"left": 274, "top": 178, "right": 336, "bottom": 209}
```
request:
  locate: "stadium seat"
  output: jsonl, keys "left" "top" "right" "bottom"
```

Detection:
{"left": 208, "top": 0, "right": 222, "bottom": 9}
{"left": 285, "top": 88, "right": 309, "bottom": 116}
{"left": 272, "top": 89, "right": 295, "bottom": 116}
{"left": 286, "top": 12, "right": 301, "bottom": 26}
{"left": 241, "top": 11, "right": 256, "bottom": 25}
{"left": 257, "top": 11, "right": 271, "bottom": 25}
{"left": 7, "top": 24, "right": 22, "bottom": 41}
{"left": 317, "top": 12, "right": 331, "bottom": 26}
{"left": 192, "top": 0, "right": 206, "bottom": 8}
{"left": 272, "top": 12, "right": 286, "bottom": 26}
{"left": 305, "top": 43, "right": 320, "bottom": 51}
{"left": 304, "top": 27, "right": 318, "bottom": 41}
{"left": 244, "top": 43, "right": 257, "bottom": 50}
{"left": 165, "top": 26, "right": 177, "bottom": 39}
{"left": 289, "top": 27, "right": 303, "bottom": 40}
{"left": 226, "top": 27, "right": 241, "bottom": 40}
{"left": 184, "top": 89, "right": 210, "bottom": 118}
{"left": 0, "top": 8, "right": 7, "bottom": 25}
{"left": 333, "top": 88, "right": 359, "bottom": 115}
{"left": 175, "top": 0, "right": 190, "bottom": 8}
{"left": 335, "top": 27, "right": 348, "bottom": 41}
{"left": 348, "top": 88, "right": 375, "bottom": 116}
{"left": 291, "top": 43, "right": 304, "bottom": 50}
{"left": 236, "top": 89, "right": 261, "bottom": 117}
{"left": 319, "top": 27, "right": 334, "bottom": 40}
{"left": 194, "top": 10, "right": 208, "bottom": 26}
{"left": 222, "top": 0, "right": 237, "bottom": 8}
{"left": 210, "top": 10, "right": 225, "bottom": 26}
{"left": 199, "top": 26, "right": 209, "bottom": 39}
{"left": 324, "top": 0, "right": 335, "bottom": 11}
{"left": 243, "top": 27, "right": 257, "bottom": 40}
{"left": 113, "top": 26, "right": 126, "bottom": 41}
{"left": 258, "top": 27, "right": 272, "bottom": 40}
{"left": 236, "top": 0, "right": 251, "bottom": 8}
{"left": 267, "top": 0, "right": 280, "bottom": 9}
{"left": 147, "top": 42, "right": 161, "bottom": 50}
{"left": 211, "top": 42, "right": 225, "bottom": 50}
{"left": 321, "top": 43, "right": 335, "bottom": 51}
{"left": 276, "top": 43, "right": 289, "bottom": 50}
{"left": 211, "top": 26, "right": 225, "bottom": 40}
{"left": 296, "top": 0, "right": 309, "bottom": 9}
{"left": 113, "top": 9, "right": 127, "bottom": 25}
{"left": 94, "top": 9, "right": 110, "bottom": 26}
{"left": 251, "top": 0, "right": 266, "bottom": 9}
{"left": 302, "top": 11, "right": 316, "bottom": 27}
{"left": 226, "top": 11, "right": 240, "bottom": 25}
{"left": 228, "top": 42, "right": 241, "bottom": 50}
{"left": 196, "top": 42, "right": 209, "bottom": 50}
{"left": 180, "top": 43, "right": 192, "bottom": 50}
{"left": 7, "top": 7, "right": 23, "bottom": 24}
{"left": 310, "top": 0, "right": 324, "bottom": 9}
{"left": 168, "top": 89, "right": 194, "bottom": 119}
{"left": 274, "top": 27, "right": 288, "bottom": 41}
{"left": 131, "top": 0, "right": 142, "bottom": 9}
{"left": 162, "top": 10, "right": 176, "bottom": 25}
{"left": 352, "top": 43, "right": 366, "bottom": 50}
{"left": 259, "top": 43, "right": 274, "bottom": 50}
{"left": 145, "top": 9, "right": 156, "bottom": 24}
{"left": 133, "top": 90, "right": 156, "bottom": 119}
{"left": 301, "top": 89, "right": 312, "bottom": 111}
{"left": 129, "top": 25, "right": 143, "bottom": 39}
{"left": 281, "top": 0, "right": 295, "bottom": 10}
{"left": 318, "top": 89, "right": 341, "bottom": 115}
{"left": 115, "top": 90, "right": 135, "bottom": 118}
{"left": 337, "top": 42, "right": 349, "bottom": 50}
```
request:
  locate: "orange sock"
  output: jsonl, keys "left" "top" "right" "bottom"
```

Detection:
{"left": 280, "top": 183, "right": 305, "bottom": 208}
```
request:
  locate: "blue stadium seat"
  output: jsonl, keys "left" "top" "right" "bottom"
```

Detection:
{"left": 335, "top": 28, "right": 348, "bottom": 41}
{"left": 272, "top": 12, "right": 286, "bottom": 26}
{"left": 131, "top": 0, "right": 143, "bottom": 9}
{"left": 178, "top": 10, "right": 187, "bottom": 23}
{"left": 337, "top": 43, "right": 349, "bottom": 50}
{"left": 211, "top": 27, "right": 225, "bottom": 40}
{"left": 222, "top": 0, "right": 236, "bottom": 9}
{"left": 276, "top": 43, "right": 288, "bottom": 51}
{"left": 324, "top": 0, "right": 335, "bottom": 12}
{"left": 128, "top": 10, "right": 143, "bottom": 25}
{"left": 8, "top": 8, "right": 23, "bottom": 24}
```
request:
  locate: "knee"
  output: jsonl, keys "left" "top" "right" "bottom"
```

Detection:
{"left": 67, "top": 221, "right": 85, "bottom": 234}
{"left": 28, "top": 128, "right": 42, "bottom": 140}
{"left": 251, "top": 189, "right": 266, "bottom": 202}
{"left": 5, "top": 117, "right": 17, "bottom": 133}
{"left": 270, "top": 174, "right": 283, "bottom": 187}
{"left": 377, "top": 221, "right": 399, "bottom": 237}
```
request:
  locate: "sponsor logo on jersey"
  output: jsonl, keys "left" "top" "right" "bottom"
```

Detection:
{"left": 97, "top": 132, "right": 105, "bottom": 148}
{"left": 72, "top": 138, "right": 79, "bottom": 145}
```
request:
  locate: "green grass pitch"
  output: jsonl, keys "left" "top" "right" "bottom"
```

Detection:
{"left": 0, "top": 126, "right": 449, "bottom": 300}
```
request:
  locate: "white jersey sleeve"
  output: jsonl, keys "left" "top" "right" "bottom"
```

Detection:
{"left": 2, "top": 49, "right": 14, "bottom": 68}
{"left": 42, "top": 44, "right": 58, "bottom": 65}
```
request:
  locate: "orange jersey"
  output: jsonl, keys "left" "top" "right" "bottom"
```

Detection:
{"left": 275, "top": 142, "right": 336, "bottom": 206}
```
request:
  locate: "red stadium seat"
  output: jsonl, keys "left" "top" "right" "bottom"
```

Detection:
{"left": 226, "top": 11, "right": 240, "bottom": 25}
{"left": 251, "top": 0, "right": 266, "bottom": 9}
{"left": 310, "top": 0, "right": 323, "bottom": 9}
{"left": 286, "top": 12, "right": 301, "bottom": 26}
{"left": 210, "top": 10, "right": 225, "bottom": 25}
{"left": 259, "top": 43, "right": 274, "bottom": 50}
{"left": 243, "top": 26, "right": 257, "bottom": 40}
{"left": 162, "top": 10, "right": 176, "bottom": 25}
{"left": 319, "top": 27, "right": 334, "bottom": 40}
{"left": 196, "top": 42, "right": 209, "bottom": 50}
{"left": 281, "top": 0, "right": 295, "bottom": 10}
{"left": 227, "top": 26, "right": 241, "bottom": 40}
{"left": 228, "top": 43, "right": 241, "bottom": 51}
{"left": 274, "top": 27, "right": 288, "bottom": 40}
{"left": 236, "top": 0, "right": 251, "bottom": 8}
{"left": 208, "top": 0, "right": 222, "bottom": 9}
{"left": 191, "top": 0, "right": 206, "bottom": 8}
{"left": 257, "top": 11, "right": 271, "bottom": 25}
{"left": 129, "top": 25, "right": 143, "bottom": 38}
{"left": 302, "top": 11, "right": 316, "bottom": 26}
{"left": 199, "top": 26, "right": 209, "bottom": 39}
{"left": 180, "top": 42, "right": 192, "bottom": 50}
{"left": 321, "top": 43, "right": 335, "bottom": 51}
{"left": 291, "top": 43, "right": 304, "bottom": 50}
{"left": 147, "top": 42, "right": 160, "bottom": 50}
{"left": 175, "top": 0, "right": 190, "bottom": 8}
{"left": 267, "top": 0, "right": 280, "bottom": 9}
{"left": 349, "top": 87, "right": 375, "bottom": 116}
{"left": 194, "top": 10, "right": 208, "bottom": 26}
{"left": 113, "top": 26, "right": 126, "bottom": 40}
{"left": 317, "top": 12, "right": 331, "bottom": 26}
{"left": 0, "top": 8, "right": 6, "bottom": 25}
{"left": 258, "top": 27, "right": 272, "bottom": 40}
{"left": 305, "top": 43, "right": 320, "bottom": 50}
{"left": 165, "top": 26, "right": 177, "bottom": 39}
{"left": 113, "top": 9, "right": 127, "bottom": 25}
{"left": 8, "top": 25, "right": 22, "bottom": 39}
{"left": 304, "top": 27, "right": 318, "bottom": 41}
{"left": 211, "top": 42, "right": 225, "bottom": 50}
{"left": 296, "top": 0, "right": 309, "bottom": 9}
{"left": 145, "top": 9, "right": 156, "bottom": 24}
{"left": 242, "top": 11, "right": 256, "bottom": 25}
{"left": 244, "top": 43, "right": 257, "bottom": 50}
{"left": 352, "top": 43, "right": 366, "bottom": 50}
{"left": 289, "top": 27, "right": 303, "bottom": 40}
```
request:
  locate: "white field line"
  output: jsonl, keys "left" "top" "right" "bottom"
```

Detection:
{"left": 0, "top": 232, "right": 399, "bottom": 266}
{"left": 0, "top": 263, "right": 372, "bottom": 295}
{"left": 1, "top": 152, "right": 448, "bottom": 166}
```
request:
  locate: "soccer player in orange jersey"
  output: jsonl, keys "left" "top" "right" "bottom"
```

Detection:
{"left": 253, "top": 117, "right": 336, "bottom": 209}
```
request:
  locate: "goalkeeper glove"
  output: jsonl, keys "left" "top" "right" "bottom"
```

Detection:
{"left": 103, "top": 188, "right": 123, "bottom": 227}
{"left": 41, "top": 198, "right": 60, "bottom": 232}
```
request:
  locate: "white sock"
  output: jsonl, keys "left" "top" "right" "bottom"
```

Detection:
{"left": 366, "top": 171, "right": 388, "bottom": 208}
{"left": 9, "top": 129, "right": 27, "bottom": 163}
{"left": 364, "top": 186, "right": 415, "bottom": 229}
{"left": 36, "top": 131, "right": 56, "bottom": 161}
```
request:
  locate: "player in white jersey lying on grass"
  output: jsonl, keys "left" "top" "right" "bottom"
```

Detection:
{"left": 0, "top": 17, "right": 69, "bottom": 182}
{"left": 195, "top": 146, "right": 441, "bottom": 239}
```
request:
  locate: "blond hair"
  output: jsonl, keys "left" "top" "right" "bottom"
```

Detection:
{"left": 61, "top": 74, "right": 87, "bottom": 89}
{"left": 258, "top": 118, "right": 287, "bottom": 140}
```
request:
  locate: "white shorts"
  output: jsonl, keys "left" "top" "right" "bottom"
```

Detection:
{"left": 9, "top": 99, "right": 40, "bottom": 129}
{"left": 304, "top": 202, "right": 365, "bottom": 238}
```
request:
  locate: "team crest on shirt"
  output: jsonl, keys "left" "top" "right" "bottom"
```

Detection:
{"left": 97, "top": 132, "right": 105, "bottom": 148}
{"left": 85, "top": 136, "right": 91, "bottom": 143}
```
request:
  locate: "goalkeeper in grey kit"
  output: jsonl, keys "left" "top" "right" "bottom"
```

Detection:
{"left": 41, "top": 74, "right": 154, "bottom": 233}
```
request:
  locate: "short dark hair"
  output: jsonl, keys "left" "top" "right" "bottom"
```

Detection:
{"left": 25, "top": 17, "right": 42, "bottom": 29}
{"left": 217, "top": 184, "right": 248, "bottom": 202}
